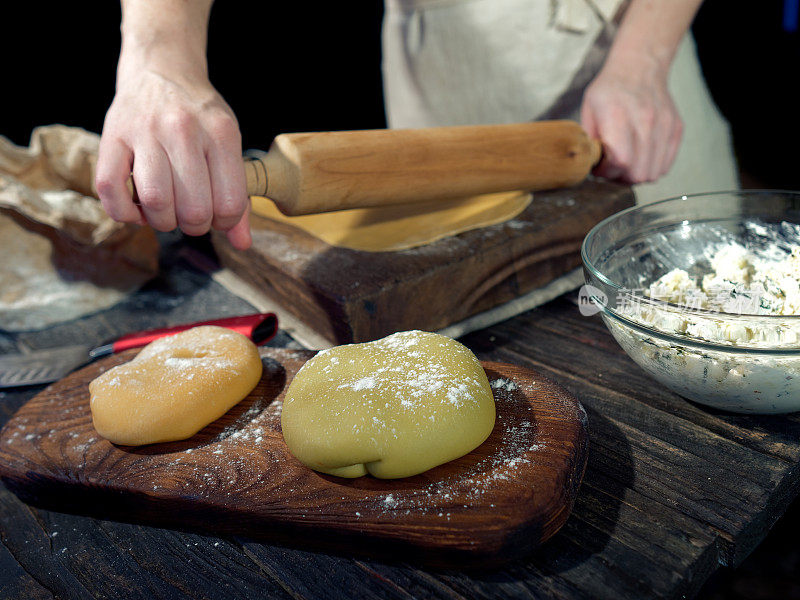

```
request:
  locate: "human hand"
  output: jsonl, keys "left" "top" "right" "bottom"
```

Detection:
{"left": 580, "top": 58, "right": 683, "bottom": 184}
{"left": 96, "top": 64, "right": 251, "bottom": 249}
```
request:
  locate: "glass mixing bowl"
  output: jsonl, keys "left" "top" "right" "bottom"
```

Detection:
{"left": 581, "top": 190, "right": 800, "bottom": 414}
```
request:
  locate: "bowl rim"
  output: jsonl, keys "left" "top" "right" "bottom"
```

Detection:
{"left": 581, "top": 189, "right": 800, "bottom": 355}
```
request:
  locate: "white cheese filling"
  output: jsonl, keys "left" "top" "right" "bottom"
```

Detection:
{"left": 604, "top": 242, "right": 800, "bottom": 413}
{"left": 632, "top": 244, "right": 800, "bottom": 346}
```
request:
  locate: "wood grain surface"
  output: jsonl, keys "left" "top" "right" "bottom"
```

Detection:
{"left": 248, "top": 121, "right": 601, "bottom": 215}
{"left": 212, "top": 180, "right": 634, "bottom": 345}
{"left": 4, "top": 234, "right": 799, "bottom": 600}
{"left": 0, "top": 347, "right": 588, "bottom": 568}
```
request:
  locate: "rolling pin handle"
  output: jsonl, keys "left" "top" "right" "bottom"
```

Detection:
{"left": 244, "top": 149, "right": 270, "bottom": 197}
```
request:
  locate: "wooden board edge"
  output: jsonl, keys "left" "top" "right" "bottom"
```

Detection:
{"left": 0, "top": 350, "right": 589, "bottom": 568}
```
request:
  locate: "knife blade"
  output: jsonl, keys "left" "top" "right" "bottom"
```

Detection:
{"left": 0, "top": 313, "right": 278, "bottom": 389}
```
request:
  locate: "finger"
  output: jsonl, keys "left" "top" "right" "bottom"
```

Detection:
{"left": 663, "top": 117, "right": 684, "bottom": 178}
{"left": 131, "top": 144, "right": 177, "bottom": 232}
{"left": 594, "top": 119, "right": 634, "bottom": 181}
{"left": 629, "top": 112, "right": 657, "bottom": 184}
{"left": 580, "top": 105, "right": 606, "bottom": 177}
{"left": 225, "top": 203, "right": 252, "bottom": 250}
{"left": 207, "top": 143, "right": 248, "bottom": 232}
{"left": 630, "top": 140, "right": 654, "bottom": 184}
{"left": 95, "top": 138, "right": 143, "bottom": 224}
{"left": 596, "top": 157, "right": 625, "bottom": 181}
{"left": 647, "top": 122, "right": 669, "bottom": 182}
{"left": 648, "top": 112, "right": 676, "bottom": 181}
{"left": 162, "top": 128, "right": 213, "bottom": 236}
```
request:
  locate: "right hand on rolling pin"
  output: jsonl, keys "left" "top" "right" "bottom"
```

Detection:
{"left": 580, "top": 59, "right": 682, "bottom": 185}
{"left": 578, "top": 0, "right": 700, "bottom": 186}
{"left": 96, "top": 0, "right": 251, "bottom": 250}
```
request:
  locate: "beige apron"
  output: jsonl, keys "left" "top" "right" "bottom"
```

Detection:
{"left": 382, "top": 0, "right": 739, "bottom": 204}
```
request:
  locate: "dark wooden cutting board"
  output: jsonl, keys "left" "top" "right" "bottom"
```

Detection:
{"left": 212, "top": 181, "right": 633, "bottom": 345}
{"left": 0, "top": 348, "right": 588, "bottom": 567}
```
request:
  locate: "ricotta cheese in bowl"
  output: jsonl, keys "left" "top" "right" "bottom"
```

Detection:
{"left": 643, "top": 243, "right": 800, "bottom": 344}
{"left": 582, "top": 191, "right": 800, "bottom": 414}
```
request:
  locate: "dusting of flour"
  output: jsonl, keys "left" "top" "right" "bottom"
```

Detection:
{"left": 3, "top": 348, "right": 550, "bottom": 523}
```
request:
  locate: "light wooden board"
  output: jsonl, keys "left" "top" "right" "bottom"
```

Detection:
{"left": 212, "top": 180, "right": 634, "bottom": 344}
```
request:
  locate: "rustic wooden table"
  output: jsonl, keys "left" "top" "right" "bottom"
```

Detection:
{"left": 2, "top": 234, "right": 799, "bottom": 600}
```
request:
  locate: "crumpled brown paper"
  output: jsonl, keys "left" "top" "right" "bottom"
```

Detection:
{"left": 0, "top": 125, "right": 159, "bottom": 332}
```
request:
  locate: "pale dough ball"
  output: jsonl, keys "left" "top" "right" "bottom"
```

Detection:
{"left": 281, "top": 330, "right": 496, "bottom": 478}
{"left": 89, "top": 325, "right": 262, "bottom": 446}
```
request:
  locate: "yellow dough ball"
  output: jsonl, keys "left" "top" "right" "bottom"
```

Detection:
{"left": 281, "top": 330, "right": 495, "bottom": 478}
{"left": 89, "top": 325, "right": 262, "bottom": 446}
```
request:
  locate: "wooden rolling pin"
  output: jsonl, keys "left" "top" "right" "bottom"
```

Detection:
{"left": 240, "top": 120, "right": 600, "bottom": 216}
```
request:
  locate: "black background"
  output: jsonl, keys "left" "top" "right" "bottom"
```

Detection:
{"left": 0, "top": 3, "right": 386, "bottom": 151}
{"left": 692, "top": 0, "right": 800, "bottom": 189}
{"left": 0, "top": 1, "right": 797, "bottom": 188}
